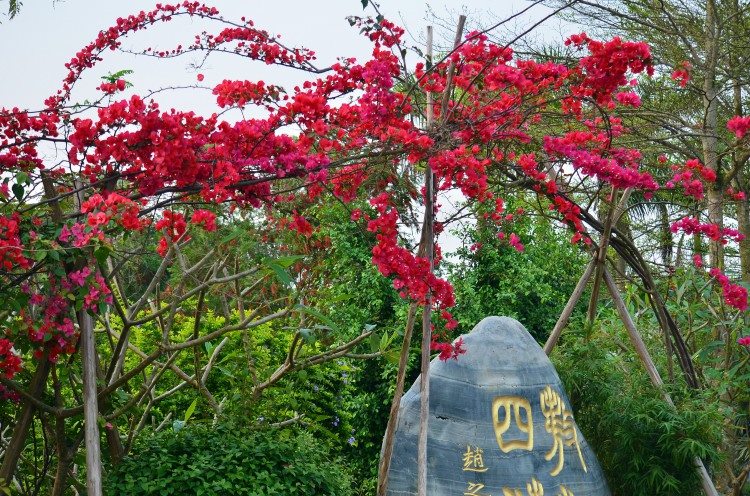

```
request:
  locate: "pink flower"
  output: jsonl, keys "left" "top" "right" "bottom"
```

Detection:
{"left": 68, "top": 267, "right": 92, "bottom": 287}
{"left": 728, "top": 116, "right": 750, "bottom": 139}
{"left": 615, "top": 91, "right": 641, "bottom": 108}
{"left": 509, "top": 233, "right": 525, "bottom": 252}
{"left": 190, "top": 210, "right": 217, "bottom": 231}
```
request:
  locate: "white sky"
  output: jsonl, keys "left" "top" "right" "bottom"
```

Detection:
{"left": 0, "top": 1, "right": 571, "bottom": 111}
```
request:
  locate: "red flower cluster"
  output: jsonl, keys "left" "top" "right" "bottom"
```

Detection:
{"left": 213, "top": 80, "right": 281, "bottom": 107}
{"left": 709, "top": 268, "right": 748, "bottom": 311}
{"left": 544, "top": 132, "right": 658, "bottom": 191}
{"left": 191, "top": 209, "right": 217, "bottom": 231}
{"left": 0, "top": 214, "right": 31, "bottom": 271}
{"left": 367, "top": 194, "right": 456, "bottom": 314}
{"left": 566, "top": 33, "right": 653, "bottom": 106}
{"left": 615, "top": 91, "right": 641, "bottom": 108}
{"left": 670, "top": 217, "right": 744, "bottom": 245}
{"left": 155, "top": 210, "right": 189, "bottom": 256}
{"left": 670, "top": 61, "right": 691, "bottom": 88}
{"left": 97, "top": 79, "right": 127, "bottom": 95}
{"left": 665, "top": 159, "right": 716, "bottom": 200}
{"left": 0, "top": 338, "right": 21, "bottom": 379}
{"left": 81, "top": 193, "right": 150, "bottom": 231}
{"left": 728, "top": 115, "right": 750, "bottom": 139}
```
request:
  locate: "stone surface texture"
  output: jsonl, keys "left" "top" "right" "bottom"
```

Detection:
{"left": 385, "top": 316, "right": 610, "bottom": 496}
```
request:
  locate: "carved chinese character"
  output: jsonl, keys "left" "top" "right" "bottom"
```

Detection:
{"left": 492, "top": 396, "right": 534, "bottom": 452}
{"left": 502, "top": 477, "right": 543, "bottom": 496}
{"left": 526, "top": 478, "right": 544, "bottom": 496}
{"left": 462, "top": 445, "right": 489, "bottom": 472}
{"left": 465, "top": 482, "right": 490, "bottom": 496}
{"left": 540, "top": 385, "right": 588, "bottom": 476}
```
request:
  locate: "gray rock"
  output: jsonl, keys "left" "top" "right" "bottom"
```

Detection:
{"left": 385, "top": 316, "right": 610, "bottom": 496}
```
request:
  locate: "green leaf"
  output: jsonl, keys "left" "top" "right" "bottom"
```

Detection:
{"left": 94, "top": 245, "right": 111, "bottom": 265}
{"left": 11, "top": 183, "right": 23, "bottom": 201}
{"left": 220, "top": 230, "right": 243, "bottom": 244}
{"left": 299, "top": 328, "right": 316, "bottom": 344}
{"left": 360, "top": 0, "right": 368, "bottom": 8}
{"left": 266, "top": 261, "right": 292, "bottom": 287}
{"left": 384, "top": 349, "right": 400, "bottom": 365}
{"left": 379, "top": 331, "right": 388, "bottom": 351}
{"left": 273, "top": 255, "right": 305, "bottom": 268}
{"left": 184, "top": 398, "right": 198, "bottom": 423}
{"left": 15, "top": 171, "right": 29, "bottom": 184}
{"left": 294, "top": 304, "right": 339, "bottom": 333}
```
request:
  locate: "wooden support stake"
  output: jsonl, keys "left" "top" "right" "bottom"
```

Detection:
{"left": 602, "top": 268, "right": 718, "bottom": 496}
{"left": 544, "top": 259, "right": 596, "bottom": 355}
{"left": 416, "top": 24, "right": 435, "bottom": 496}
{"left": 80, "top": 310, "right": 103, "bottom": 496}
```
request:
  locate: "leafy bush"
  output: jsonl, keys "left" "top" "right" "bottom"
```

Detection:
{"left": 554, "top": 323, "right": 722, "bottom": 496}
{"left": 106, "top": 425, "right": 352, "bottom": 495}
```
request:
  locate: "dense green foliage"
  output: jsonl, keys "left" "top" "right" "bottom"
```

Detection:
{"left": 449, "top": 199, "right": 588, "bottom": 340}
{"left": 554, "top": 316, "right": 724, "bottom": 496}
{"left": 106, "top": 426, "right": 352, "bottom": 495}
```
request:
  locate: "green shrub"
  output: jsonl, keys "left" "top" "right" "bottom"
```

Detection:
{"left": 106, "top": 425, "right": 352, "bottom": 495}
{"left": 554, "top": 325, "right": 722, "bottom": 496}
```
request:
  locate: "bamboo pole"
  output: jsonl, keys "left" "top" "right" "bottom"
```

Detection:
{"left": 544, "top": 259, "right": 596, "bottom": 355}
{"left": 416, "top": 24, "right": 435, "bottom": 496}
{"left": 80, "top": 310, "right": 103, "bottom": 496}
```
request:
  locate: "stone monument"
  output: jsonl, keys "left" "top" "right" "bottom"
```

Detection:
{"left": 385, "top": 316, "right": 610, "bottom": 495}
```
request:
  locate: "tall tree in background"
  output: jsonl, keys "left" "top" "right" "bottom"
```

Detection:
{"left": 545, "top": 0, "right": 750, "bottom": 276}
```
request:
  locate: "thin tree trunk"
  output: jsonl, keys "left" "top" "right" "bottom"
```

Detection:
{"left": 738, "top": 195, "right": 750, "bottom": 283}
{"left": 80, "top": 310, "right": 103, "bottom": 496}
{"left": 0, "top": 359, "right": 51, "bottom": 485}
{"left": 659, "top": 203, "right": 673, "bottom": 268}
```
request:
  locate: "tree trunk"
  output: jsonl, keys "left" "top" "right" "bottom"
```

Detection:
{"left": 736, "top": 183, "right": 750, "bottom": 283}
{"left": 702, "top": 0, "right": 724, "bottom": 270}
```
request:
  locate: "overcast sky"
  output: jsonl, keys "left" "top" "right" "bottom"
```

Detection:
{"left": 0, "top": 1, "right": 573, "bottom": 112}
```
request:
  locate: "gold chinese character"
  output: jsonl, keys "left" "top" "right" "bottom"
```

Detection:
{"left": 465, "top": 482, "right": 490, "bottom": 496}
{"left": 463, "top": 445, "right": 489, "bottom": 472}
{"left": 540, "top": 385, "right": 588, "bottom": 476}
{"left": 502, "top": 478, "right": 543, "bottom": 496}
{"left": 492, "top": 396, "right": 534, "bottom": 452}
{"left": 527, "top": 478, "right": 544, "bottom": 496}
{"left": 558, "top": 487, "right": 574, "bottom": 496}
